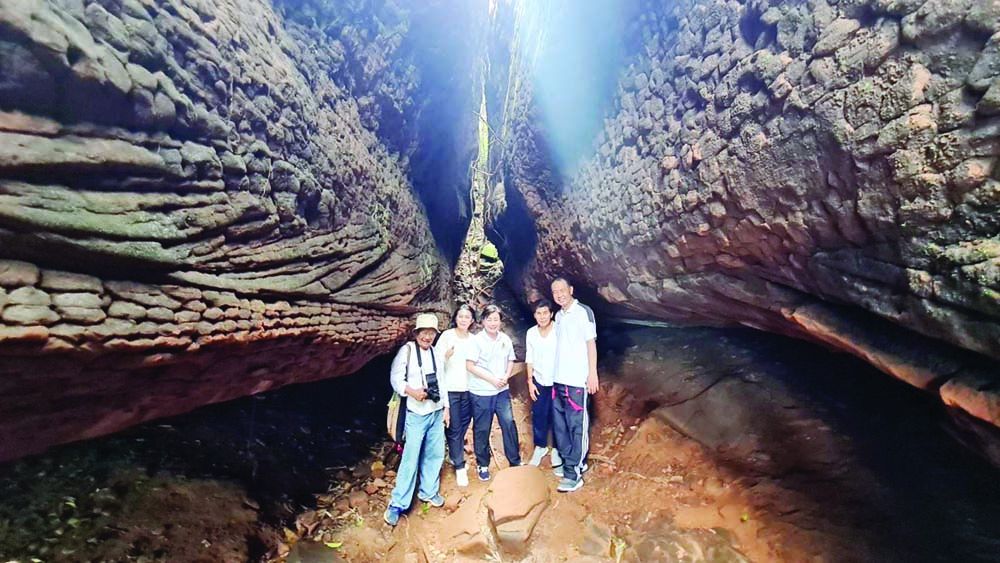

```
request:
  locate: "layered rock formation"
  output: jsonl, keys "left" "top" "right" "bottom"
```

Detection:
{"left": 500, "top": 0, "right": 1000, "bottom": 430}
{"left": 0, "top": 0, "right": 470, "bottom": 461}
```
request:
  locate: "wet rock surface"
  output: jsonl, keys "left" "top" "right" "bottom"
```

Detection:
{"left": 0, "top": 0, "right": 484, "bottom": 461}
{"left": 498, "top": 0, "right": 1000, "bottom": 430}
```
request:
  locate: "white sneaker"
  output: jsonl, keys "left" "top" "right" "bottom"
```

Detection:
{"left": 528, "top": 446, "right": 548, "bottom": 466}
{"left": 455, "top": 466, "right": 469, "bottom": 488}
{"left": 550, "top": 448, "right": 562, "bottom": 467}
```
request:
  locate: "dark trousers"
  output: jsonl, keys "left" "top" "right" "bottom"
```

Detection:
{"left": 531, "top": 379, "right": 554, "bottom": 448}
{"left": 552, "top": 383, "right": 589, "bottom": 481}
{"left": 470, "top": 390, "right": 521, "bottom": 467}
{"left": 445, "top": 390, "right": 473, "bottom": 469}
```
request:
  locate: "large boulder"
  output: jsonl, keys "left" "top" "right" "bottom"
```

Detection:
{"left": 485, "top": 465, "right": 551, "bottom": 553}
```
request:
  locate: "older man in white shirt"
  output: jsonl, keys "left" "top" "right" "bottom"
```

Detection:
{"left": 550, "top": 277, "right": 598, "bottom": 493}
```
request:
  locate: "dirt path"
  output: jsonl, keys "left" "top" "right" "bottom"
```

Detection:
{"left": 285, "top": 374, "right": 832, "bottom": 563}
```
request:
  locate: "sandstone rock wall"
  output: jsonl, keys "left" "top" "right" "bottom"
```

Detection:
{"left": 0, "top": 0, "right": 459, "bottom": 461}
{"left": 501, "top": 0, "right": 1000, "bottom": 429}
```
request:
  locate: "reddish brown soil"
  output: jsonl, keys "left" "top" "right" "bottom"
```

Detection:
{"left": 290, "top": 372, "right": 839, "bottom": 563}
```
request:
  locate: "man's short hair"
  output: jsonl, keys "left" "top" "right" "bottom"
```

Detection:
{"left": 532, "top": 298, "right": 554, "bottom": 313}
{"left": 550, "top": 276, "right": 572, "bottom": 288}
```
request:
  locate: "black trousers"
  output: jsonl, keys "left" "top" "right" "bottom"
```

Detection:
{"left": 445, "top": 390, "right": 473, "bottom": 469}
{"left": 470, "top": 390, "right": 521, "bottom": 467}
{"left": 531, "top": 379, "right": 554, "bottom": 448}
{"left": 552, "top": 383, "right": 589, "bottom": 481}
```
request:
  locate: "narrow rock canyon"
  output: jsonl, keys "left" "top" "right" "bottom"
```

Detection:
{"left": 0, "top": 0, "right": 999, "bottom": 560}
{"left": 0, "top": 0, "right": 481, "bottom": 460}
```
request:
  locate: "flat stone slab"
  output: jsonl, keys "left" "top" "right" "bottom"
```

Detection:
{"left": 442, "top": 489, "right": 490, "bottom": 557}
{"left": 484, "top": 466, "right": 550, "bottom": 553}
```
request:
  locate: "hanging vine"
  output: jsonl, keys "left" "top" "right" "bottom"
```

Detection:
{"left": 453, "top": 61, "right": 505, "bottom": 309}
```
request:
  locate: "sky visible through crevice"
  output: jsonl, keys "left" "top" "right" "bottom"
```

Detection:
{"left": 520, "top": 0, "right": 629, "bottom": 179}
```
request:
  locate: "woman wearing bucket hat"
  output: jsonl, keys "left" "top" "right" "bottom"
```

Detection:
{"left": 384, "top": 312, "right": 451, "bottom": 527}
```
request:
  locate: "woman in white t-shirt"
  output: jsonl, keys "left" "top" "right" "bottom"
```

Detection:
{"left": 465, "top": 304, "right": 521, "bottom": 481}
{"left": 434, "top": 303, "right": 476, "bottom": 487}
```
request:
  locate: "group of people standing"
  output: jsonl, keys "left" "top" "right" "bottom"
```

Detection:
{"left": 383, "top": 278, "right": 598, "bottom": 527}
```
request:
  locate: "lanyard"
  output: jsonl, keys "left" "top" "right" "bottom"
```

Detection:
{"left": 412, "top": 342, "right": 437, "bottom": 388}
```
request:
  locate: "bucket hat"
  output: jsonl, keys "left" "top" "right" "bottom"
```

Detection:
{"left": 413, "top": 312, "right": 439, "bottom": 333}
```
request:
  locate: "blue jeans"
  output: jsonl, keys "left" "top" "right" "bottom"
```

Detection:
{"left": 446, "top": 391, "right": 473, "bottom": 469}
{"left": 470, "top": 390, "right": 521, "bottom": 467}
{"left": 389, "top": 408, "right": 445, "bottom": 510}
{"left": 531, "top": 379, "right": 553, "bottom": 448}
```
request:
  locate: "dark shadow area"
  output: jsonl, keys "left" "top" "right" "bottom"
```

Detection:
{"left": 0, "top": 355, "right": 393, "bottom": 562}
{"left": 405, "top": 1, "right": 485, "bottom": 264}
{"left": 598, "top": 323, "right": 1000, "bottom": 562}
{"left": 491, "top": 170, "right": 538, "bottom": 291}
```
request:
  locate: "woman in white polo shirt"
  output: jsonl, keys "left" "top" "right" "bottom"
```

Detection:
{"left": 465, "top": 303, "right": 521, "bottom": 481}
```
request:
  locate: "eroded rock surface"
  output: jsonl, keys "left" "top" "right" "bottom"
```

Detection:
{"left": 500, "top": 0, "right": 1000, "bottom": 429}
{"left": 0, "top": 0, "right": 468, "bottom": 461}
{"left": 443, "top": 465, "right": 550, "bottom": 557}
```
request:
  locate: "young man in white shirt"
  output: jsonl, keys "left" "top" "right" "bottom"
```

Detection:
{"left": 550, "top": 277, "right": 598, "bottom": 493}
{"left": 525, "top": 298, "right": 562, "bottom": 468}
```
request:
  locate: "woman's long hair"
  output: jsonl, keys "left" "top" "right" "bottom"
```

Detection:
{"left": 451, "top": 303, "right": 478, "bottom": 328}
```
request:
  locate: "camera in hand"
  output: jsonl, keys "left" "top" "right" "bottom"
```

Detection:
{"left": 424, "top": 371, "right": 441, "bottom": 403}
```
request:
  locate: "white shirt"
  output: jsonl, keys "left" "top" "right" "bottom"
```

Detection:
{"left": 553, "top": 299, "right": 597, "bottom": 387}
{"left": 468, "top": 330, "right": 515, "bottom": 396}
{"left": 389, "top": 342, "right": 448, "bottom": 415}
{"left": 435, "top": 328, "right": 474, "bottom": 392}
{"left": 525, "top": 325, "right": 556, "bottom": 387}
